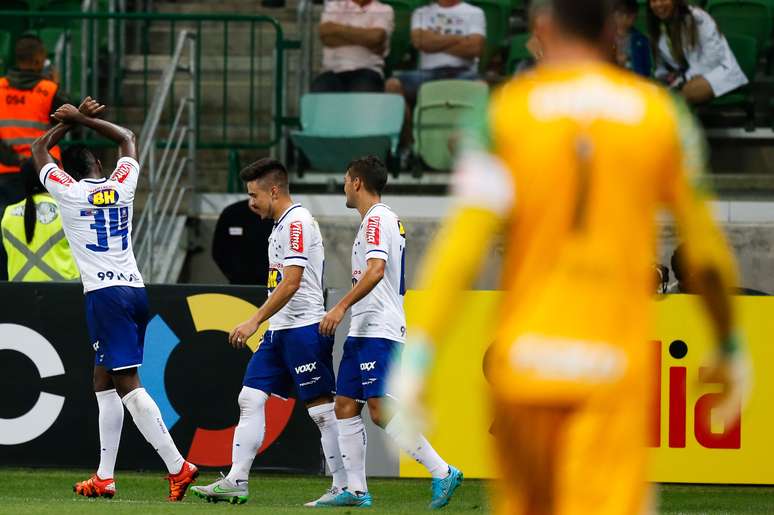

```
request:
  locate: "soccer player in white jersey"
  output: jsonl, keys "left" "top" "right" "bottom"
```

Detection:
{"left": 317, "top": 156, "right": 462, "bottom": 509}
{"left": 30, "top": 99, "right": 199, "bottom": 501}
{"left": 190, "top": 158, "right": 346, "bottom": 506}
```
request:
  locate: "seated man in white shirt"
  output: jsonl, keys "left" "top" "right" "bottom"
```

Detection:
{"left": 385, "top": 0, "right": 485, "bottom": 152}
{"left": 311, "top": 0, "right": 395, "bottom": 93}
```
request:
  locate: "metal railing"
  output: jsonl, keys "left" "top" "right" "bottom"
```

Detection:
{"left": 133, "top": 29, "right": 197, "bottom": 283}
{"left": 4, "top": 10, "right": 297, "bottom": 152}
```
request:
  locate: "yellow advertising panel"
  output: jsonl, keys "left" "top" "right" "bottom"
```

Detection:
{"left": 401, "top": 291, "right": 774, "bottom": 484}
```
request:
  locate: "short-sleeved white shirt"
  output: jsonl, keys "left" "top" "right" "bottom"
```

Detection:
{"left": 321, "top": 0, "right": 395, "bottom": 75}
{"left": 39, "top": 157, "right": 144, "bottom": 293}
{"left": 349, "top": 203, "right": 406, "bottom": 342}
{"left": 411, "top": 2, "right": 486, "bottom": 71}
{"left": 267, "top": 203, "right": 326, "bottom": 330}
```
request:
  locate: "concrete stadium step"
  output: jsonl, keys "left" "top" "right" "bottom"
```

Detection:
{"left": 123, "top": 54, "right": 282, "bottom": 74}
{"left": 156, "top": 1, "right": 301, "bottom": 20}
{"left": 119, "top": 77, "right": 279, "bottom": 110}
{"left": 143, "top": 26, "right": 297, "bottom": 57}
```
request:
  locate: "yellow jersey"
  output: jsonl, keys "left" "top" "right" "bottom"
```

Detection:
{"left": 457, "top": 62, "right": 735, "bottom": 403}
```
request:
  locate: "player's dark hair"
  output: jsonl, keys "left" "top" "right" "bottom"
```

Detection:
{"left": 62, "top": 145, "right": 98, "bottom": 182}
{"left": 346, "top": 155, "right": 388, "bottom": 196}
{"left": 240, "top": 157, "right": 289, "bottom": 192}
{"left": 20, "top": 160, "right": 45, "bottom": 244}
{"left": 615, "top": 0, "right": 638, "bottom": 15}
{"left": 536, "top": 0, "right": 616, "bottom": 43}
{"left": 15, "top": 34, "right": 46, "bottom": 66}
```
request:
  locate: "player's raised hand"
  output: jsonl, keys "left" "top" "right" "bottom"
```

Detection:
{"left": 319, "top": 305, "right": 345, "bottom": 337}
{"left": 229, "top": 318, "right": 259, "bottom": 349}
{"left": 78, "top": 96, "right": 107, "bottom": 118}
{"left": 52, "top": 104, "right": 83, "bottom": 124}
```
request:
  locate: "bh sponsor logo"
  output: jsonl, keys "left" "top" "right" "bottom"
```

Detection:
{"left": 649, "top": 339, "right": 741, "bottom": 450}
{"left": 88, "top": 189, "right": 119, "bottom": 206}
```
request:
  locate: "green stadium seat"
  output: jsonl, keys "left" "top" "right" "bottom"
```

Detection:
{"left": 506, "top": 32, "right": 531, "bottom": 74}
{"left": 381, "top": 0, "right": 421, "bottom": 72}
{"left": 707, "top": 33, "right": 758, "bottom": 130}
{"left": 290, "top": 93, "right": 405, "bottom": 173}
{"left": 413, "top": 80, "right": 488, "bottom": 171}
{"left": 706, "top": 0, "right": 773, "bottom": 56}
{"left": 468, "top": 0, "right": 511, "bottom": 70}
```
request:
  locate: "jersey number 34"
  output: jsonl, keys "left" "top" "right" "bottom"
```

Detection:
{"left": 80, "top": 207, "right": 129, "bottom": 252}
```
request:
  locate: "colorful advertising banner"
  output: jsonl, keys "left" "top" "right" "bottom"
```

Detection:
{"left": 0, "top": 283, "right": 321, "bottom": 472}
{"left": 400, "top": 291, "right": 774, "bottom": 484}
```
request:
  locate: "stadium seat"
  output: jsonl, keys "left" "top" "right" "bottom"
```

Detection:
{"left": 706, "top": 0, "right": 773, "bottom": 56}
{"left": 290, "top": 93, "right": 405, "bottom": 174}
{"left": 506, "top": 32, "right": 531, "bottom": 74}
{"left": 468, "top": 0, "right": 511, "bottom": 70}
{"left": 413, "top": 80, "right": 488, "bottom": 171}
{"left": 381, "top": 0, "right": 420, "bottom": 73}
{"left": 707, "top": 33, "right": 758, "bottom": 130}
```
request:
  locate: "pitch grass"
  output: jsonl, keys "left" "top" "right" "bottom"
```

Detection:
{"left": 1, "top": 469, "right": 774, "bottom": 514}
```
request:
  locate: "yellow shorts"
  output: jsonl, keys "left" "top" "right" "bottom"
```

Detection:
{"left": 491, "top": 394, "right": 651, "bottom": 515}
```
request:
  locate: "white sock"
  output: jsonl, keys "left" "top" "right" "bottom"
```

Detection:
{"left": 308, "top": 402, "right": 347, "bottom": 490}
{"left": 337, "top": 416, "right": 368, "bottom": 493}
{"left": 95, "top": 389, "right": 123, "bottom": 479}
{"left": 226, "top": 387, "right": 268, "bottom": 483}
{"left": 385, "top": 413, "right": 449, "bottom": 479}
{"left": 122, "top": 387, "right": 184, "bottom": 475}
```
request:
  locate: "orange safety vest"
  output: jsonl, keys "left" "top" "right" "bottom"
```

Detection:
{"left": 0, "top": 77, "right": 61, "bottom": 174}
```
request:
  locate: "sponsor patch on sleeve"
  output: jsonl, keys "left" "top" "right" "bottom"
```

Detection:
{"left": 110, "top": 161, "right": 134, "bottom": 183}
{"left": 48, "top": 168, "right": 75, "bottom": 187}
{"left": 289, "top": 221, "right": 304, "bottom": 252}
{"left": 366, "top": 216, "right": 380, "bottom": 245}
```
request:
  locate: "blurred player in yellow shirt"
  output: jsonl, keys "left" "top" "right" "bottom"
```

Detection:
{"left": 389, "top": 0, "right": 750, "bottom": 513}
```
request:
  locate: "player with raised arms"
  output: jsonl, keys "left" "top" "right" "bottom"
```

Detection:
{"left": 389, "top": 0, "right": 750, "bottom": 513}
{"left": 316, "top": 155, "right": 462, "bottom": 509}
{"left": 190, "top": 158, "right": 346, "bottom": 506}
{"left": 31, "top": 98, "right": 199, "bottom": 501}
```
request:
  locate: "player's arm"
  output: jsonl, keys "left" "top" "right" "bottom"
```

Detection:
{"left": 229, "top": 265, "right": 303, "bottom": 348}
{"left": 663, "top": 96, "right": 749, "bottom": 423}
{"left": 31, "top": 122, "right": 72, "bottom": 171}
{"left": 52, "top": 102, "right": 135, "bottom": 160}
{"left": 320, "top": 258, "right": 386, "bottom": 336}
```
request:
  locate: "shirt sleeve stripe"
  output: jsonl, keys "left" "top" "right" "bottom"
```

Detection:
{"left": 284, "top": 255, "right": 308, "bottom": 260}
{"left": 366, "top": 249, "right": 389, "bottom": 256}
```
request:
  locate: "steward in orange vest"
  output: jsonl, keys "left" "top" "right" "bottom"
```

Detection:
{"left": 0, "top": 34, "right": 69, "bottom": 280}
{"left": 0, "top": 35, "right": 69, "bottom": 175}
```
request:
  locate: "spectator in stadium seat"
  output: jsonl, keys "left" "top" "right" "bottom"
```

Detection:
{"left": 212, "top": 199, "right": 273, "bottom": 285}
{"left": 647, "top": 0, "right": 747, "bottom": 104}
{"left": 0, "top": 35, "right": 70, "bottom": 280}
{"left": 311, "top": 0, "right": 395, "bottom": 93}
{"left": 385, "top": 0, "right": 486, "bottom": 159}
{"left": 614, "top": 0, "right": 652, "bottom": 77}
